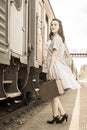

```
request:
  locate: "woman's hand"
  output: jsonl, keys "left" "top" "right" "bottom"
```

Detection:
{"left": 46, "top": 67, "right": 52, "bottom": 80}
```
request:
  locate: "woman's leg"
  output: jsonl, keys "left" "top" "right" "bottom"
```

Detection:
{"left": 47, "top": 96, "right": 60, "bottom": 124}
{"left": 57, "top": 97, "right": 65, "bottom": 115}
{"left": 51, "top": 96, "right": 65, "bottom": 117}
{"left": 56, "top": 79, "right": 64, "bottom": 95}
{"left": 51, "top": 97, "right": 60, "bottom": 117}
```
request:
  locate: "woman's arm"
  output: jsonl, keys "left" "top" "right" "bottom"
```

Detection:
{"left": 50, "top": 49, "right": 58, "bottom": 69}
{"left": 47, "top": 49, "right": 58, "bottom": 80}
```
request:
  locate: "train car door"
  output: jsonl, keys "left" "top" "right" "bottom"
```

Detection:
{"left": 10, "top": 0, "right": 28, "bottom": 63}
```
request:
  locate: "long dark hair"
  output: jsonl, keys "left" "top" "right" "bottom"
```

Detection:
{"left": 49, "top": 18, "right": 65, "bottom": 43}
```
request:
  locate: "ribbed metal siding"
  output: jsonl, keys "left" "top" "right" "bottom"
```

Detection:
{"left": 0, "top": 0, "right": 8, "bottom": 49}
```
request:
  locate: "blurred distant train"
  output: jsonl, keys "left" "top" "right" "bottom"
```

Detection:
{"left": 0, "top": 0, "right": 77, "bottom": 103}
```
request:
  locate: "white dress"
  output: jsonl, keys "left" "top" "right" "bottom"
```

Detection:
{"left": 47, "top": 34, "right": 80, "bottom": 90}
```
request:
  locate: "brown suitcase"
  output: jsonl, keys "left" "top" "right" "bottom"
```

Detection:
{"left": 39, "top": 80, "right": 60, "bottom": 101}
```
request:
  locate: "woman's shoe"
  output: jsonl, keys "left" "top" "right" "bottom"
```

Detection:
{"left": 56, "top": 113, "right": 68, "bottom": 124}
{"left": 47, "top": 115, "right": 60, "bottom": 124}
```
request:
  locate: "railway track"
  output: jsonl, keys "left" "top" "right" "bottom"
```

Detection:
{"left": 0, "top": 98, "right": 42, "bottom": 126}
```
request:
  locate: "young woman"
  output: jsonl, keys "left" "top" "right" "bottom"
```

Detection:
{"left": 46, "top": 18, "right": 80, "bottom": 124}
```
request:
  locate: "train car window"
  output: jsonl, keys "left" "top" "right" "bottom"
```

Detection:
{"left": 14, "top": 0, "right": 22, "bottom": 11}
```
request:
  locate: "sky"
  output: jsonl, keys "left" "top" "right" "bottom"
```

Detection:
{"left": 50, "top": 0, "right": 87, "bottom": 72}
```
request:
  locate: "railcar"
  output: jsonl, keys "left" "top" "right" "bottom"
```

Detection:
{"left": 0, "top": 0, "right": 55, "bottom": 103}
{"left": 0, "top": 0, "right": 77, "bottom": 104}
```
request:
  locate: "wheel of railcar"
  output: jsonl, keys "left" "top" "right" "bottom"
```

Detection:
{"left": 23, "top": 91, "right": 32, "bottom": 105}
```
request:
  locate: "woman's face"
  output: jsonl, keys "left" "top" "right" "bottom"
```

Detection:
{"left": 50, "top": 20, "right": 59, "bottom": 34}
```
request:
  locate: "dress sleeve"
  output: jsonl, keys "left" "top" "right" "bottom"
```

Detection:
{"left": 52, "top": 36, "right": 61, "bottom": 51}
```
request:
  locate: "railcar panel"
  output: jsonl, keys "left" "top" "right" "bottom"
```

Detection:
{"left": 29, "top": 0, "right": 55, "bottom": 70}
{"left": 10, "top": 0, "right": 28, "bottom": 64}
{"left": 0, "top": 0, "right": 10, "bottom": 65}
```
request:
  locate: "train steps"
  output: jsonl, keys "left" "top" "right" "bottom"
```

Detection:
{"left": 3, "top": 80, "right": 21, "bottom": 98}
{"left": 0, "top": 67, "right": 21, "bottom": 101}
